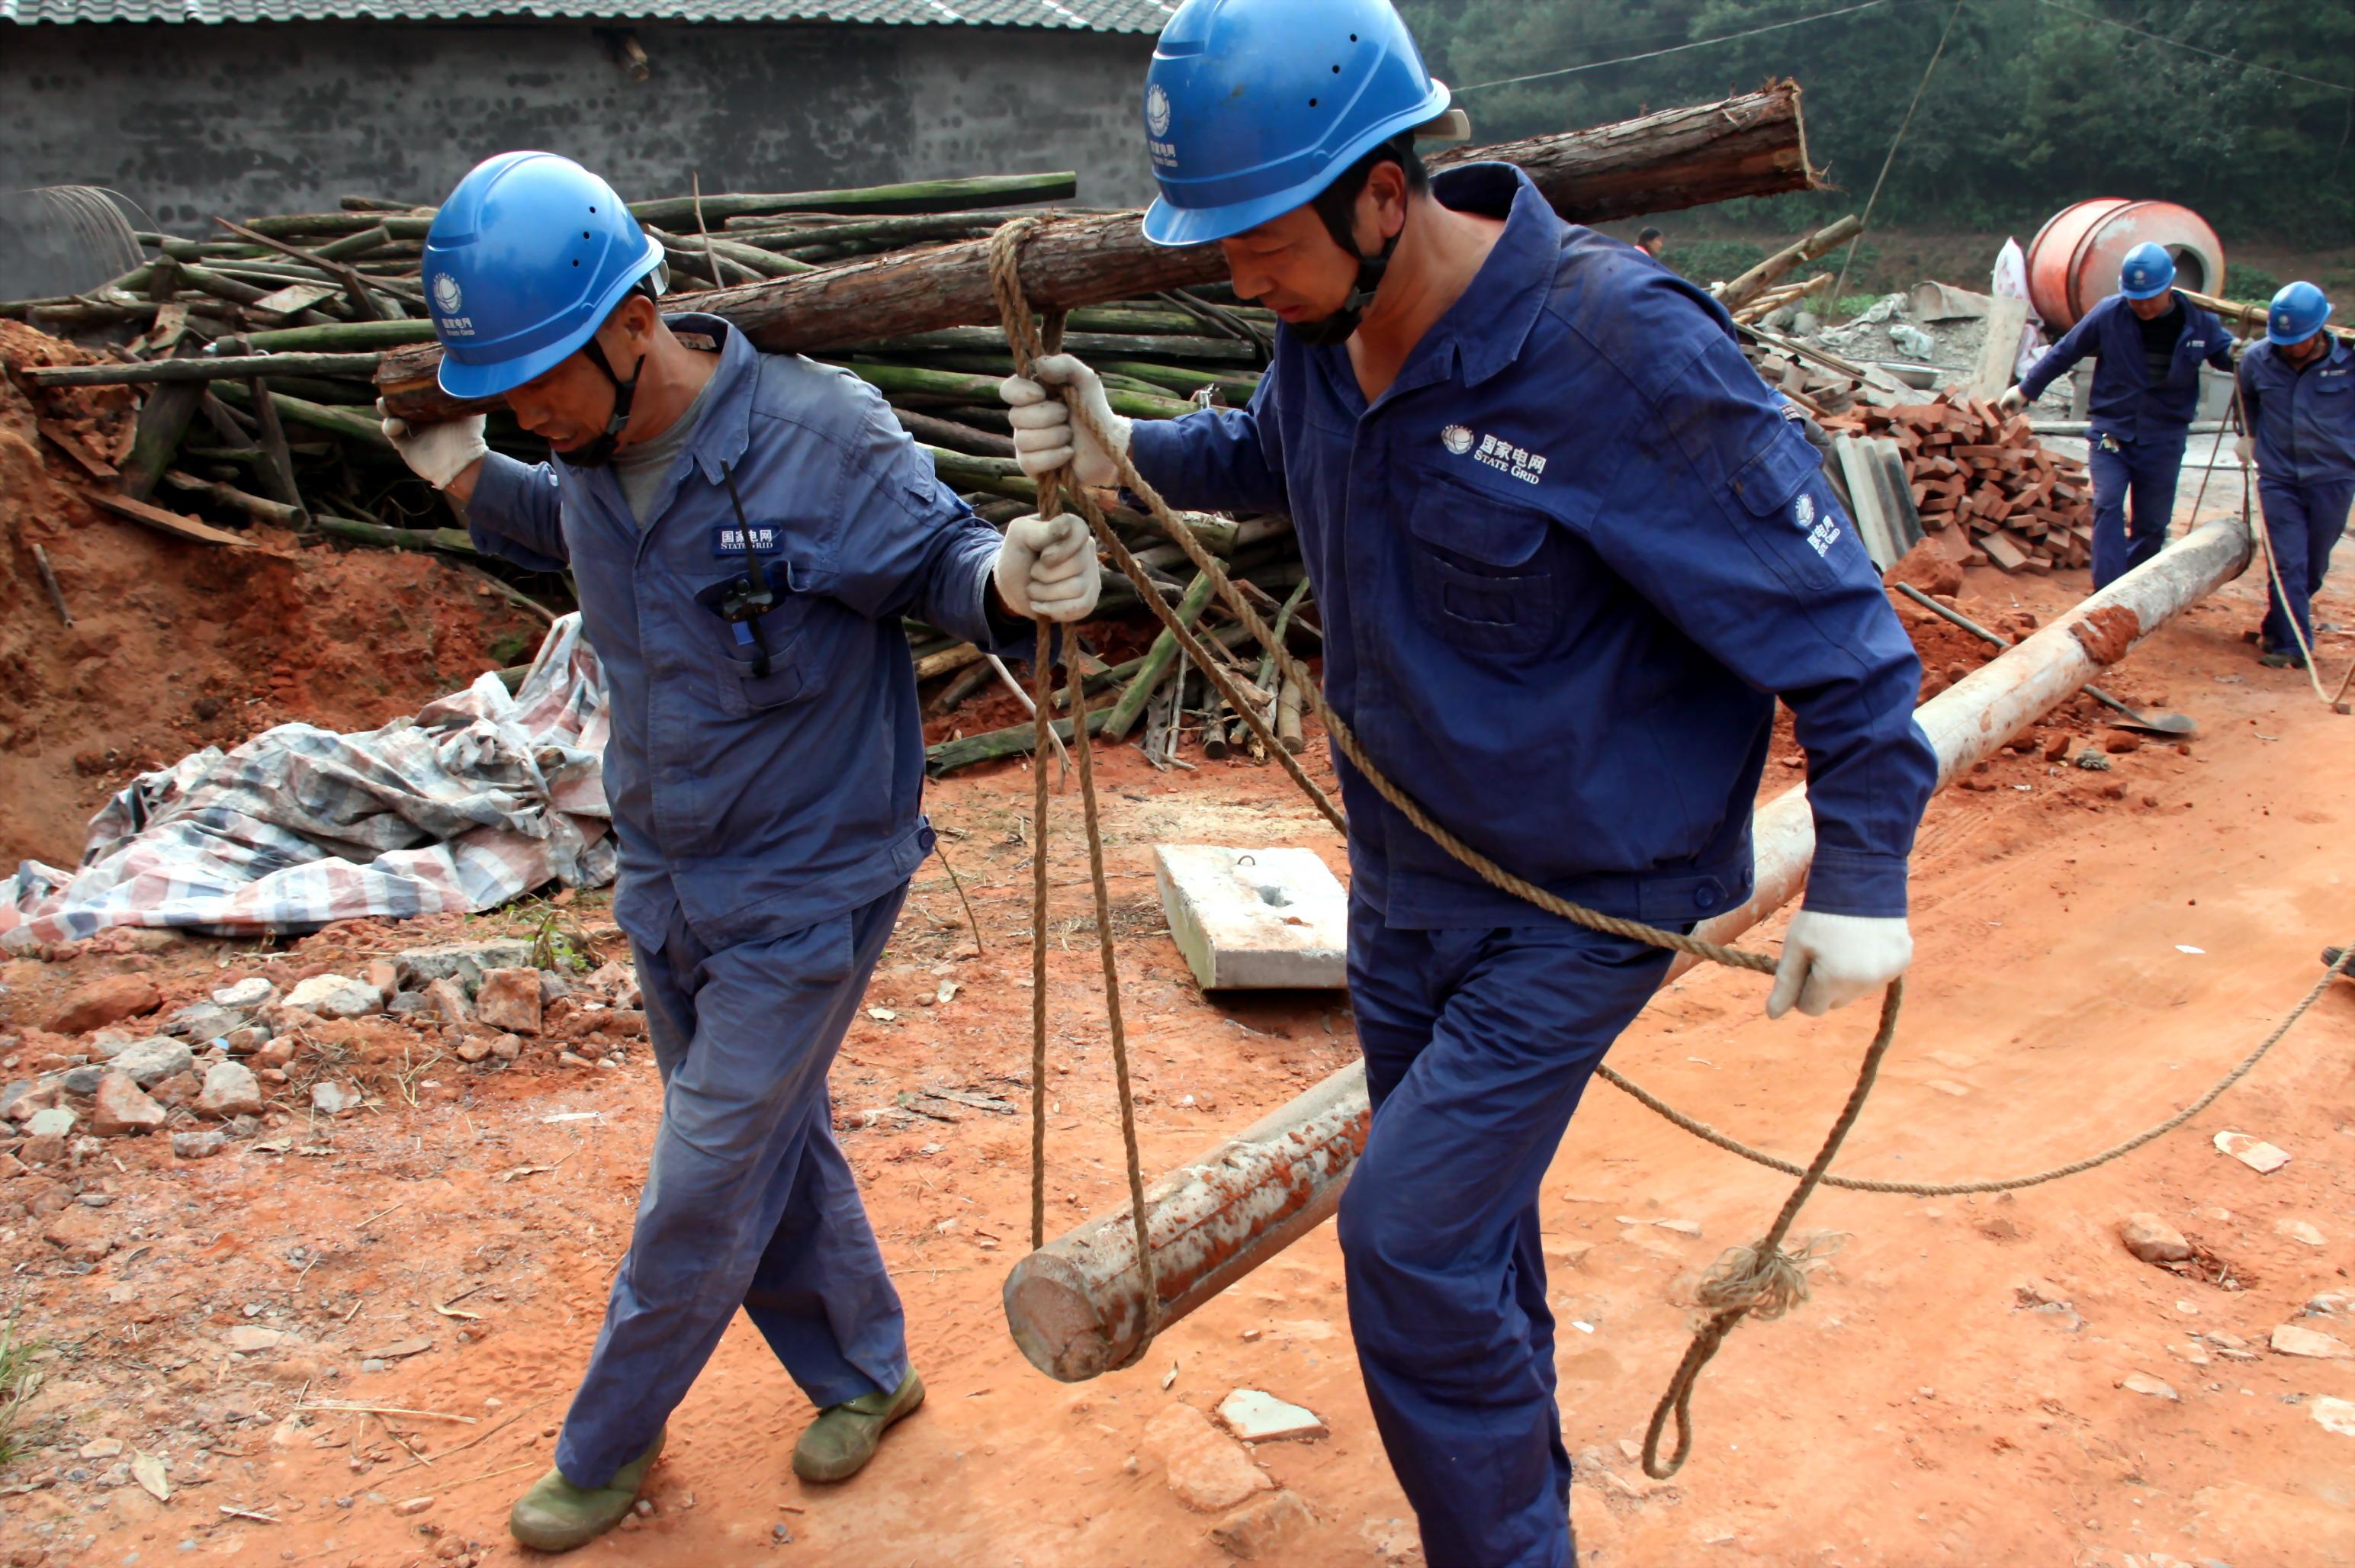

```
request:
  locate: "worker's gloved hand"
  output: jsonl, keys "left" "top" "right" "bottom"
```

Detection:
{"left": 1765, "top": 909, "right": 1913, "bottom": 1020}
{"left": 377, "top": 399, "right": 487, "bottom": 490}
{"left": 994, "top": 512, "right": 1101, "bottom": 623}
{"left": 2235, "top": 435, "right": 2256, "bottom": 468}
{"left": 1000, "top": 354, "right": 1130, "bottom": 487}
{"left": 1995, "top": 386, "right": 2029, "bottom": 416}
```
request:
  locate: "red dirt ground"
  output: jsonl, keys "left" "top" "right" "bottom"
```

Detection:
{"left": 0, "top": 321, "right": 545, "bottom": 870}
{"left": 0, "top": 464, "right": 2350, "bottom": 1566}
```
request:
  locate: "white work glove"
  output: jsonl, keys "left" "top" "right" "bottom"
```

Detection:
{"left": 1995, "top": 386, "right": 2029, "bottom": 416}
{"left": 994, "top": 512, "right": 1101, "bottom": 623}
{"left": 1000, "top": 354, "right": 1131, "bottom": 487}
{"left": 2235, "top": 435, "right": 2255, "bottom": 468}
{"left": 1765, "top": 910, "right": 1913, "bottom": 1020}
{"left": 376, "top": 399, "right": 487, "bottom": 490}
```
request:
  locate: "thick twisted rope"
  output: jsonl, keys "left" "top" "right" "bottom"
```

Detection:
{"left": 988, "top": 219, "right": 1864, "bottom": 1475}
{"left": 984, "top": 216, "right": 2354, "bottom": 1475}
{"left": 999, "top": 264, "right": 1161, "bottom": 1359}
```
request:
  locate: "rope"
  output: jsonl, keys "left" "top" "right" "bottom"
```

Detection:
{"left": 996, "top": 253, "right": 1161, "bottom": 1356}
{"left": 983, "top": 216, "right": 2354, "bottom": 1478}
{"left": 1603, "top": 940, "right": 2353, "bottom": 1197}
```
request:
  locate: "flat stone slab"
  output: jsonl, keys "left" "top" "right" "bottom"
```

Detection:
{"left": 1154, "top": 846, "right": 1346, "bottom": 991}
{"left": 1217, "top": 1388, "right": 1328, "bottom": 1443}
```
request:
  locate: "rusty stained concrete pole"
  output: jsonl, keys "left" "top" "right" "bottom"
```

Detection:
{"left": 1003, "top": 512, "right": 2254, "bottom": 1383}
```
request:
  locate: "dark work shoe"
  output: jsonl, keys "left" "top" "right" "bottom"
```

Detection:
{"left": 509, "top": 1428, "right": 665, "bottom": 1552}
{"left": 2258, "top": 649, "right": 2308, "bottom": 670}
{"left": 792, "top": 1368, "right": 925, "bottom": 1483}
{"left": 2327, "top": 946, "right": 2350, "bottom": 979}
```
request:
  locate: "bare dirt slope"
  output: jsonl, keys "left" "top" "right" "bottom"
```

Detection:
{"left": 0, "top": 500, "right": 2348, "bottom": 1566}
{"left": 0, "top": 321, "right": 545, "bottom": 870}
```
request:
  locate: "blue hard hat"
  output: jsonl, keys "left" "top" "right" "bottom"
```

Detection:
{"left": 2118, "top": 242, "right": 2176, "bottom": 300}
{"left": 1140, "top": 0, "right": 1453, "bottom": 248}
{"left": 2267, "top": 280, "right": 2331, "bottom": 346}
{"left": 423, "top": 152, "right": 666, "bottom": 400}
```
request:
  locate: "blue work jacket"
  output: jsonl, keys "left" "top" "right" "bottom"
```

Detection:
{"left": 1127, "top": 164, "right": 1935, "bottom": 927}
{"left": 2238, "top": 335, "right": 2355, "bottom": 486}
{"left": 2019, "top": 292, "right": 2235, "bottom": 447}
{"left": 466, "top": 312, "right": 1026, "bottom": 950}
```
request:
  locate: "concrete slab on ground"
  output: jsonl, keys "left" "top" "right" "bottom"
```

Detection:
{"left": 1153, "top": 844, "right": 1346, "bottom": 991}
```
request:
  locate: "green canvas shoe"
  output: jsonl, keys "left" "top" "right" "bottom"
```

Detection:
{"left": 792, "top": 1368, "right": 925, "bottom": 1483}
{"left": 509, "top": 1427, "right": 665, "bottom": 1553}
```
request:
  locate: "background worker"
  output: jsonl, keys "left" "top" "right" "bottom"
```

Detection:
{"left": 1635, "top": 225, "right": 1665, "bottom": 259}
{"left": 378, "top": 151, "right": 1099, "bottom": 1554}
{"left": 2000, "top": 242, "right": 2236, "bottom": 588}
{"left": 2235, "top": 281, "right": 2353, "bottom": 670}
{"left": 1001, "top": 3, "right": 1936, "bottom": 1563}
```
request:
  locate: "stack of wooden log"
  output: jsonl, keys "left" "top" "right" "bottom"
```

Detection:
{"left": 1826, "top": 388, "right": 2095, "bottom": 572}
{"left": 3, "top": 84, "right": 1831, "bottom": 772}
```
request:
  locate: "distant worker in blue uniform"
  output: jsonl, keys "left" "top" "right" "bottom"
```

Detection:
{"left": 1000, "top": 3, "right": 1936, "bottom": 1563}
{"left": 378, "top": 152, "right": 1100, "bottom": 1554}
{"left": 2001, "top": 242, "right": 2237, "bottom": 589}
{"left": 2235, "top": 281, "right": 2353, "bottom": 669}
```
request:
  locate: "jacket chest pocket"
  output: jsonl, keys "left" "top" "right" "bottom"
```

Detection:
{"left": 692, "top": 570, "right": 815, "bottom": 715}
{"left": 1402, "top": 479, "right": 1563, "bottom": 654}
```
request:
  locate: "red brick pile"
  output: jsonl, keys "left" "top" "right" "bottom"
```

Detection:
{"left": 1829, "top": 387, "right": 2095, "bottom": 573}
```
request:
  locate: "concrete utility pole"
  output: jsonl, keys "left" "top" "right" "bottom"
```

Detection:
{"left": 1004, "top": 512, "right": 2255, "bottom": 1383}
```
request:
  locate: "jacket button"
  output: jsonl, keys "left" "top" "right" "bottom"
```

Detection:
{"left": 1694, "top": 881, "right": 1722, "bottom": 910}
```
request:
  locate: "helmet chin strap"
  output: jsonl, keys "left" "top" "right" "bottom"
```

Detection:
{"left": 1290, "top": 199, "right": 1406, "bottom": 348}
{"left": 555, "top": 336, "right": 645, "bottom": 469}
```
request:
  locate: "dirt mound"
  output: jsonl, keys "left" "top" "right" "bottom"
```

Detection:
{"left": 0, "top": 321, "right": 545, "bottom": 869}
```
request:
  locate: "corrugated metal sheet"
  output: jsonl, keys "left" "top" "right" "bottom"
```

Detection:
{"left": 2, "top": 0, "right": 1171, "bottom": 27}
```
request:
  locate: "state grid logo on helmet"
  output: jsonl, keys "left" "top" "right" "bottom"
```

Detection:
{"left": 433, "top": 272, "right": 463, "bottom": 316}
{"left": 1146, "top": 83, "right": 1172, "bottom": 140}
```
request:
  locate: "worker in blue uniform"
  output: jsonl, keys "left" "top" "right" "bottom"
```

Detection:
{"left": 1000, "top": 5, "right": 1936, "bottom": 1563}
{"left": 2000, "top": 243, "right": 2236, "bottom": 589}
{"left": 2235, "top": 281, "right": 2353, "bottom": 669}
{"left": 376, "top": 152, "right": 1100, "bottom": 1553}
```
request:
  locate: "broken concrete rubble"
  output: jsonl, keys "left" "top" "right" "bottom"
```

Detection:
{"left": 108, "top": 1036, "right": 194, "bottom": 1088}
{"left": 392, "top": 939, "right": 537, "bottom": 988}
{"left": 473, "top": 968, "right": 544, "bottom": 1035}
{"left": 278, "top": 973, "right": 383, "bottom": 1020}
{"left": 2119, "top": 1213, "right": 2193, "bottom": 1264}
{"left": 310, "top": 1081, "right": 363, "bottom": 1117}
{"left": 197, "top": 1060, "right": 264, "bottom": 1119}
{"left": 1216, "top": 1389, "right": 1328, "bottom": 1443}
{"left": 90, "top": 1072, "right": 166, "bottom": 1136}
{"left": 210, "top": 977, "right": 275, "bottom": 1010}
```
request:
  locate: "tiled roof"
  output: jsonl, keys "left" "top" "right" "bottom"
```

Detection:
{"left": 4, "top": 0, "right": 1171, "bottom": 26}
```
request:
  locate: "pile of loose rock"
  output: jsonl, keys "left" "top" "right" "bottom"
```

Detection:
{"left": 2, "top": 937, "right": 647, "bottom": 1184}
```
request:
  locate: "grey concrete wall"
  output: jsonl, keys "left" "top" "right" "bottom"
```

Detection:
{"left": 0, "top": 21, "right": 1159, "bottom": 298}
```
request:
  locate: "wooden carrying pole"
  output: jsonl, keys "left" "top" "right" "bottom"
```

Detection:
{"left": 378, "top": 83, "right": 1822, "bottom": 423}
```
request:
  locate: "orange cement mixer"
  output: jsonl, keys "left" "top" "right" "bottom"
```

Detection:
{"left": 2025, "top": 199, "right": 2225, "bottom": 332}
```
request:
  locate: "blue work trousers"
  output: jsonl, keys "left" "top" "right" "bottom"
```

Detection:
{"left": 2257, "top": 477, "right": 2354, "bottom": 658}
{"left": 554, "top": 885, "right": 911, "bottom": 1486}
{"left": 2087, "top": 435, "right": 2186, "bottom": 590}
{"left": 1335, "top": 898, "right": 1682, "bottom": 1568}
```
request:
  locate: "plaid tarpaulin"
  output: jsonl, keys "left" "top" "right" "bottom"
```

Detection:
{"left": 1, "top": 615, "right": 612, "bottom": 946}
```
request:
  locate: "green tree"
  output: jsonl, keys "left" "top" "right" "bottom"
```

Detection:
{"left": 1396, "top": 0, "right": 2354, "bottom": 249}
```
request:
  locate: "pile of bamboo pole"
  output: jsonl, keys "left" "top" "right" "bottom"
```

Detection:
{"left": 4, "top": 85, "right": 1828, "bottom": 776}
